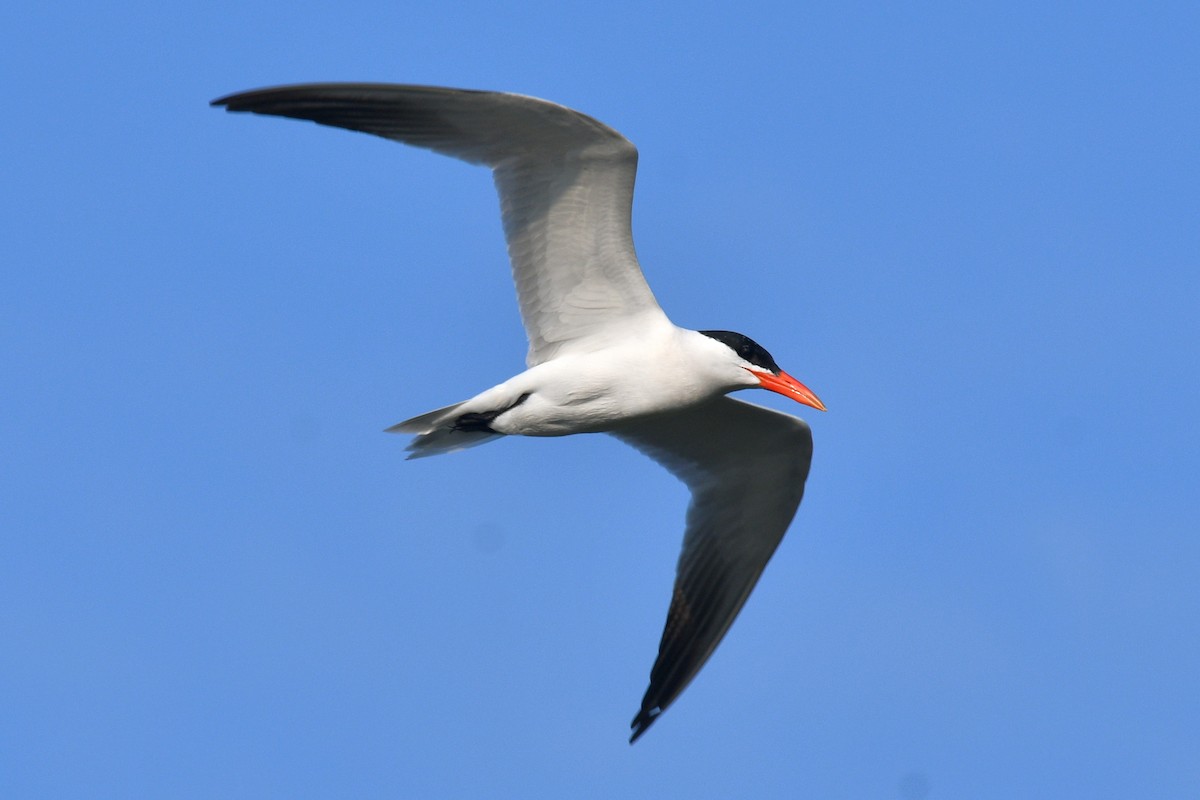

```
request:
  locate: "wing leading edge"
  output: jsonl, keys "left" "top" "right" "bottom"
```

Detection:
{"left": 212, "top": 83, "right": 667, "bottom": 365}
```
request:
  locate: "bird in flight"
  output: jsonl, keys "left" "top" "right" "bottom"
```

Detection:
{"left": 212, "top": 84, "right": 826, "bottom": 742}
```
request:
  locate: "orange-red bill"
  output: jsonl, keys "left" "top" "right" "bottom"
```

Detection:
{"left": 754, "top": 370, "right": 827, "bottom": 411}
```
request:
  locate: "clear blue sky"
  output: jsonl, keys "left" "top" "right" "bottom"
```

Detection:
{"left": 4, "top": 2, "right": 1198, "bottom": 797}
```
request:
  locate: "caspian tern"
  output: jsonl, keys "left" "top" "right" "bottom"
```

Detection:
{"left": 212, "top": 84, "right": 826, "bottom": 742}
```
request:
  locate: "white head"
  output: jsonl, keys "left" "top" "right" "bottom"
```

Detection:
{"left": 697, "top": 329, "right": 826, "bottom": 411}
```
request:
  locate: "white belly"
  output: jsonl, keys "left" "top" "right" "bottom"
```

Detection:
{"left": 487, "top": 339, "right": 721, "bottom": 437}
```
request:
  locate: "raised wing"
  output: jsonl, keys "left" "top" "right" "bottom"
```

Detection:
{"left": 611, "top": 397, "right": 814, "bottom": 742}
{"left": 212, "top": 83, "right": 667, "bottom": 364}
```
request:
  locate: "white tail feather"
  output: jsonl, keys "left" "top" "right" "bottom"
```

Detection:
{"left": 404, "top": 427, "right": 503, "bottom": 459}
{"left": 385, "top": 401, "right": 469, "bottom": 434}
{"left": 386, "top": 400, "right": 505, "bottom": 459}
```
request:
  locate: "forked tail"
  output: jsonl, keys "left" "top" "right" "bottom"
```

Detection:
{"left": 385, "top": 400, "right": 504, "bottom": 459}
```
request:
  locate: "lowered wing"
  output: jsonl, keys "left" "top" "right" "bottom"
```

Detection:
{"left": 612, "top": 397, "right": 814, "bottom": 742}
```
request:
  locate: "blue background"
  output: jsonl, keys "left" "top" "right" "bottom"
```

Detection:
{"left": 4, "top": 2, "right": 1198, "bottom": 797}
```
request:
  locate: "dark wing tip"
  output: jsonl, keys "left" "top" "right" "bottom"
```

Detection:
{"left": 629, "top": 706, "right": 662, "bottom": 744}
{"left": 209, "top": 86, "right": 311, "bottom": 112}
{"left": 209, "top": 83, "right": 486, "bottom": 111}
{"left": 210, "top": 87, "right": 271, "bottom": 109}
{"left": 209, "top": 84, "right": 353, "bottom": 112}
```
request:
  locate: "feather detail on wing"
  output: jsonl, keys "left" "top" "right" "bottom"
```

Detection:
{"left": 612, "top": 397, "right": 813, "bottom": 742}
{"left": 212, "top": 83, "right": 667, "bottom": 364}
